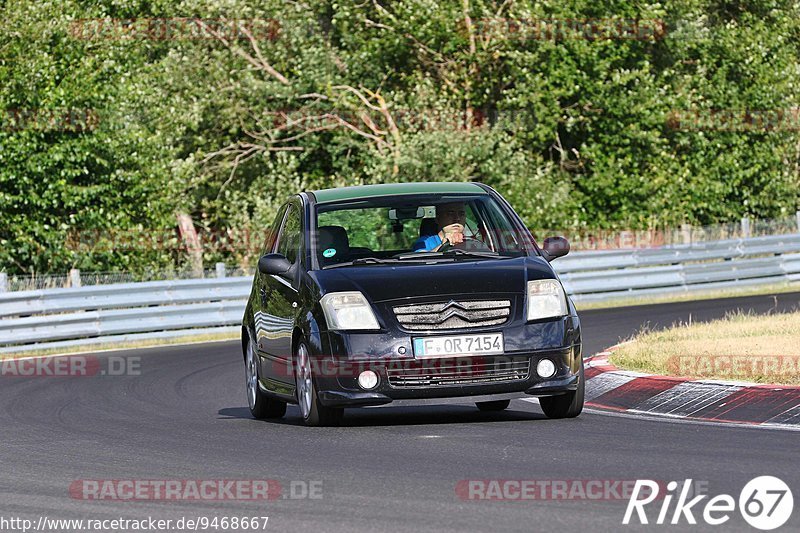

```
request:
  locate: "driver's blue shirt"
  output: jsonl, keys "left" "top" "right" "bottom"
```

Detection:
{"left": 412, "top": 233, "right": 442, "bottom": 252}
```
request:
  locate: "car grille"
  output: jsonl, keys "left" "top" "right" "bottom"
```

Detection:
{"left": 386, "top": 358, "right": 530, "bottom": 388}
{"left": 393, "top": 299, "right": 512, "bottom": 331}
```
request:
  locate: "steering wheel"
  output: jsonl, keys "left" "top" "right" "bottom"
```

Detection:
{"left": 439, "top": 236, "right": 493, "bottom": 252}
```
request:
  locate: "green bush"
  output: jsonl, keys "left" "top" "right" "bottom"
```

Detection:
{"left": 1, "top": 0, "right": 798, "bottom": 274}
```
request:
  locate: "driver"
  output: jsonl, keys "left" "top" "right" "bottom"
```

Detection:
{"left": 412, "top": 202, "right": 466, "bottom": 252}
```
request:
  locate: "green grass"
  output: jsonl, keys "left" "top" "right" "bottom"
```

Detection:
{"left": 610, "top": 310, "right": 800, "bottom": 385}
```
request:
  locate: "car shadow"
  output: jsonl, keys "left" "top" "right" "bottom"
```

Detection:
{"left": 335, "top": 405, "right": 550, "bottom": 427}
{"left": 218, "top": 403, "right": 551, "bottom": 427}
{"left": 218, "top": 407, "right": 257, "bottom": 419}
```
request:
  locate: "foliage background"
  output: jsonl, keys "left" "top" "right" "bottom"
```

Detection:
{"left": 1, "top": 0, "right": 799, "bottom": 274}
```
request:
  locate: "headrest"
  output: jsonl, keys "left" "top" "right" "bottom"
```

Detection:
{"left": 318, "top": 225, "right": 349, "bottom": 262}
{"left": 419, "top": 218, "right": 439, "bottom": 238}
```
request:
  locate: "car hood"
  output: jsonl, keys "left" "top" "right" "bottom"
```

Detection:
{"left": 311, "top": 256, "right": 558, "bottom": 303}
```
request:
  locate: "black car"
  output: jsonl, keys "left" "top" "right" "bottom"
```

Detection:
{"left": 242, "top": 182, "right": 583, "bottom": 426}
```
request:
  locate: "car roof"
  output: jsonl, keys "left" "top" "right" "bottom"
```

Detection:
{"left": 309, "top": 182, "right": 487, "bottom": 204}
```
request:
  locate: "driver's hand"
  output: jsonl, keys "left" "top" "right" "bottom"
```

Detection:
{"left": 442, "top": 223, "right": 464, "bottom": 244}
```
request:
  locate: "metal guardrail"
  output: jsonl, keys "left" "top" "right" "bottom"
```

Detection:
{"left": 0, "top": 278, "right": 250, "bottom": 354}
{"left": 1, "top": 233, "right": 799, "bottom": 354}
{"left": 0, "top": 277, "right": 251, "bottom": 318}
{"left": 556, "top": 233, "right": 800, "bottom": 301}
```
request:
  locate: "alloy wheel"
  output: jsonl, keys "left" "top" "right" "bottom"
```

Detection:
{"left": 246, "top": 340, "right": 258, "bottom": 410}
{"left": 296, "top": 344, "right": 313, "bottom": 419}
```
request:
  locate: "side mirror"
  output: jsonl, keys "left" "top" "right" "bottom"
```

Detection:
{"left": 258, "top": 253, "right": 292, "bottom": 276}
{"left": 542, "top": 236, "right": 570, "bottom": 262}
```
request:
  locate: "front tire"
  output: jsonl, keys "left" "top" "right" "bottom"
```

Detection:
{"left": 295, "top": 342, "right": 343, "bottom": 427}
{"left": 245, "top": 336, "right": 287, "bottom": 419}
{"left": 539, "top": 362, "right": 584, "bottom": 419}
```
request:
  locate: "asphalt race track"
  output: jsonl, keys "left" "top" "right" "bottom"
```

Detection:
{"left": 2, "top": 292, "right": 799, "bottom": 532}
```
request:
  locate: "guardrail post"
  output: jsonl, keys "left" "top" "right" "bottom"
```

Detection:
{"left": 216, "top": 262, "right": 226, "bottom": 278}
{"left": 619, "top": 230, "right": 634, "bottom": 249}
{"left": 69, "top": 268, "right": 81, "bottom": 288}
{"left": 176, "top": 212, "right": 203, "bottom": 277}
{"left": 796, "top": 210, "right": 800, "bottom": 232}
{"left": 680, "top": 224, "right": 692, "bottom": 244}
{"left": 0, "top": 272, "right": 7, "bottom": 292}
{"left": 741, "top": 217, "right": 751, "bottom": 238}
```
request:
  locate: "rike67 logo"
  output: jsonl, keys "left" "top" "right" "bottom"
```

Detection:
{"left": 624, "top": 476, "right": 793, "bottom": 530}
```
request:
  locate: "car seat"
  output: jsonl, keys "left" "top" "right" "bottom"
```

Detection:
{"left": 318, "top": 225, "right": 350, "bottom": 265}
{"left": 419, "top": 217, "right": 439, "bottom": 238}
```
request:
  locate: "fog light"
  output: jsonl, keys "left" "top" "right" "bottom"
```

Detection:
{"left": 358, "top": 370, "right": 379, "bottom": 389}
{"left": 536, "top": 359, "right": 556, "bottom": 378}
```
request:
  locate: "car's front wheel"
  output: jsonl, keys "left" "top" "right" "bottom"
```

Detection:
{"left": 245, "top": 337, "right": 287, "bottom": 419}
{"left": 539, "top": 362, "right": 585, "bottom": 419}
{"left": 295, "top": 342, "right": 343, "bottom": 427}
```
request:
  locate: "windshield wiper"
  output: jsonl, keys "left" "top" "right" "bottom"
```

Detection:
{"left": 324, "top": 257, "right": 400, "bottom": 269}
{"left": 394, "top": 249, "right": 506, "bottom": 261}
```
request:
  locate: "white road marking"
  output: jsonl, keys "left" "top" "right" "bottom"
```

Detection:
{"left": 584, "top": 407, "right": 800, "bottom": 432}
{"left": 632, "top": 381, "right": 743, "bottom": 417}
{"left": 764, "top": 404, "right": 800, "bottom": 425}
{"left": 584, "top": 372, "right": 639, "bottom": 402}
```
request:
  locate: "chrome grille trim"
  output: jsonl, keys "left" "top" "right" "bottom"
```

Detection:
{"left": 393, "top": 300, "right": 511, "bottom": 331}
{"left": 387, "top": 359, "right": 530, "bottom": 388}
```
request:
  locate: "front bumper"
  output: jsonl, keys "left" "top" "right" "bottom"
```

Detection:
{"left": 313, "top": 348, "right": 581, "bottom": 408}
{"left": 318, "top": 374, "right": 579, "bottom": 408}
{"left": 313, "top": 314, "right": 583, "bottom": 408}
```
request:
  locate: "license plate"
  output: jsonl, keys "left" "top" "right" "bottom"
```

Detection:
{"left": 413, "top": 333, "right": 504, "bottom": 358}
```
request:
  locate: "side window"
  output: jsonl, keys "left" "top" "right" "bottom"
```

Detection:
{"left": 277, "top": 205, "right": 302, "bottom": 264}
{"left": 263, "top": 205, "right": 287, "bottom": 254}
{"left": 464, "top": 204, "right": 478, "bottom": 233}
{"left": 477, "top": 200, "right": 518, "bottom": 252}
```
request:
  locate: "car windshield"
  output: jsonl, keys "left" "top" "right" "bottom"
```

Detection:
{"left": 313, "top": 193, "right": 530, "bottom": 269}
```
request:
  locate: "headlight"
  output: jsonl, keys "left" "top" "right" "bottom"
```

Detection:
{"left": 320, "top": 291, "right": 380, "bottom": 331}
{"left": 526, "top": 279, "right": 567, "bottom": 321}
